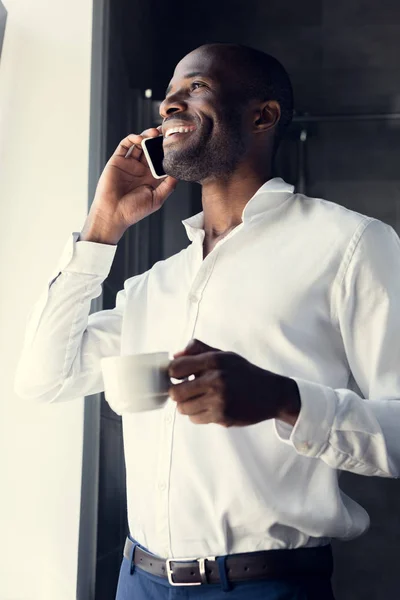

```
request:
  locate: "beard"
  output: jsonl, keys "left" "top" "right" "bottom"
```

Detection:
{"left": 162, "top": 105, "right": 248, "bottom": 183}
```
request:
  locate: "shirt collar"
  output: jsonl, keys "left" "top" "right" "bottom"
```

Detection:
{"left": 182, "top": 177, "right": 295, "bottom": 242}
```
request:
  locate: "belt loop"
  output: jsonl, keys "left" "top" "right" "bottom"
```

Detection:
{"left": 216, "top": 556, "right": 233, "bottom": 592}
{"left": 129, "top": 540, "right": 139, "bottom": 575}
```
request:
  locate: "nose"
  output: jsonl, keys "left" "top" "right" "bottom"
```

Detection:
{"left": 159, "top": 94, "right": 187, "bottom": 120}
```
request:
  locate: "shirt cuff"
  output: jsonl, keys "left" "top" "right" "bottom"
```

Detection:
{"left": 274, "top": 377, "right": 337, "bottom": 458}
{"left": 48, "top": 232, "right": 118, "bottom": 283}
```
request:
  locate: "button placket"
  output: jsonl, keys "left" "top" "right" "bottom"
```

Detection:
{"left": 152, "top": 243, "right": 211, "bottom": 551}
{"left": 183, "top": 252, "right": 218, "bottom": 343}
{"left": 154, "top": 405, "right": 175, "bottom": 552}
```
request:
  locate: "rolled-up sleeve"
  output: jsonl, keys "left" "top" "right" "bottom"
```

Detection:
{"left": 274, "top": 219, "right": 400, "bottom": 478}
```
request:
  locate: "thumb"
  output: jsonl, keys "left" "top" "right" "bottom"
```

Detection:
{"left": 173, "top": 338, "right": 217, "bottom": 358}
{"left": 154, "top": 175, "right": 179, "bottom": 204}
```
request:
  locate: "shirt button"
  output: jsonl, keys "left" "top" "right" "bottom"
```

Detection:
{"left": 188, "top": 293, "right": 199, "bottom": 304}
{"left": 300, "top": 441, "right": 312, "bottom": 451}
{"left": 159, "top": 482, "right": 166, "bottom": 491}
{"left": 165, "top": 414, "right": 172, "bottom": 424}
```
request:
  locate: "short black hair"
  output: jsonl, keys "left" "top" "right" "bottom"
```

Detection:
{"left": 201, "top": 43, "right": 294, "bottom": 154}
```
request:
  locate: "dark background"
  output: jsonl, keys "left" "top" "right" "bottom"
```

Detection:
{"left": 91, "top": 1, "right": 400, "bottom": 598}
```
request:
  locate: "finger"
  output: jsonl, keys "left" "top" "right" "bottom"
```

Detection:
{"left": 169, "top": 352, "right": 219, "bottom": 380}
{"left": 169, "top": 374, "right": 209, "bottom": 402}
{"left": 115, "top": 128, "right": 161, "bottom": 159}
{"left": 114, "top": 134, "right": 144, "bottom": 158}
{"left": 141, "top": 127, "right": 162, "bottom": 137}
{"left": 124, "top": 143, "right": 142, "bottom": 160}
{"left": 188, "top": 411, "right": 211, "bottom": 425}
{"left": 177, "top": 397, "right": 208, "bottom": 416}
{"left": 153, "top": 175, "right": 179, "bottom": 201}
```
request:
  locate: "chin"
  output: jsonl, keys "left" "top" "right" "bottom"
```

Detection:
{"left": 164, "top": 168, "right": 207, "bottom": 183}
{"left": 163, "top": 156, "right": 202, "bottom": 182}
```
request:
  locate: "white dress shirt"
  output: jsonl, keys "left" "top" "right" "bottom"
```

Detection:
{"left": 14, "top": 177, "right": 400, "bottom": 559}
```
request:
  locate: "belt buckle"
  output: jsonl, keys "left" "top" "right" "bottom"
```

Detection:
{"left": 166, "top": 555, "right": 216, "bottom": 586}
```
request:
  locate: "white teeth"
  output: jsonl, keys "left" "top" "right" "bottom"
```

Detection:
{"left": 165, "top": 126, "right": 195, "bottom": 138}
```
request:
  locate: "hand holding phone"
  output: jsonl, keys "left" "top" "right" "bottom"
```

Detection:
{"left": 81, "top": 129, "right": 178, "bottom": 245}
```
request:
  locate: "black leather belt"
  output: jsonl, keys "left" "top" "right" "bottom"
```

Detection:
{"left": 123, "top": 537, "right": 333, "bottom": 587}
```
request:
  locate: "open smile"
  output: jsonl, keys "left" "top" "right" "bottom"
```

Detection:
{"left": 163, "top": 129, "right": 197, "bottom": 143}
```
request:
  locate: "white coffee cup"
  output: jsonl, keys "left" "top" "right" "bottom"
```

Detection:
{"left": 100, "top": 352, "right": 173, "bottom": 415}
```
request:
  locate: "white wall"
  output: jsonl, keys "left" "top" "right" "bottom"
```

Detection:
{"left": 0, "top": 1, "right": 93, "bottom": 598}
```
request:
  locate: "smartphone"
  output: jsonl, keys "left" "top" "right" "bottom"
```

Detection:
{"left": 141, "top": 135, "right": 167, "bottom": 179}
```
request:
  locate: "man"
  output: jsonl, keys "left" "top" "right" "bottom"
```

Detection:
{"left": 14, "top": 43, "right": 400, "bottom": 600}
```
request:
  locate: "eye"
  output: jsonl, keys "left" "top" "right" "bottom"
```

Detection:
{"left": 191, "top": 81, "right": 206, "bottom": 90}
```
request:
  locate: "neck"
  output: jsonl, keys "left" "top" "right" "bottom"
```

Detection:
{"left": 200, "top": 165, "right": 273, "bottom": 239}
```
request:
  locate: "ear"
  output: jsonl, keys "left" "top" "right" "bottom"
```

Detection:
{"left": 254, "top": 100, "right": 281, "bottom": 133}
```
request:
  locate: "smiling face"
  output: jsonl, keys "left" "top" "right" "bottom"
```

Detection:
{"left": 159, "top": 46, "right": 252, "bottom": 183}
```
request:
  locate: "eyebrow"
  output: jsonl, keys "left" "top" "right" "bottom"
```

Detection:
{"left": 165, "top": 72, "right": 206, "bottom": 97}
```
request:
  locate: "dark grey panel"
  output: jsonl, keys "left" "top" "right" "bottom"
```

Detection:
{"left": 97, "top": 416, "right": 127, "bottom": 560}
{"left": 245, "top": 0, "right": 323, "bottom": 26}
{"left": 322, "top": 25, "right": 400, "bottom": 70}
{"left": 305, "top": 120, "right": 400, "bottom": 182}
{"left": 323, "top": 0, "right": 400, "bottom": 26}
{"left": 276, "top": 121, "right": 400, "bottom": 226}
{"left": 100, "top": 392, "right": 122, "bottom": 421}
{"left": 119, "top": 0, "right": 154, "bottom": 90}
{"left": 95, "top": 547, "right": 123, "bottom": 600}
{"left": 243, "top": 26, "right": 324, "bottom": 72}
{"left": 332, "top": 473, "right": 400, "bottom": 600}
{"left": 320, "top": 67, "right": 400, "bottom": 113}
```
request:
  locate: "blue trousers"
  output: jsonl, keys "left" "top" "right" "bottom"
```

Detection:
{"left": 115, "top": 534, "right": 336, "bottom": 600}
